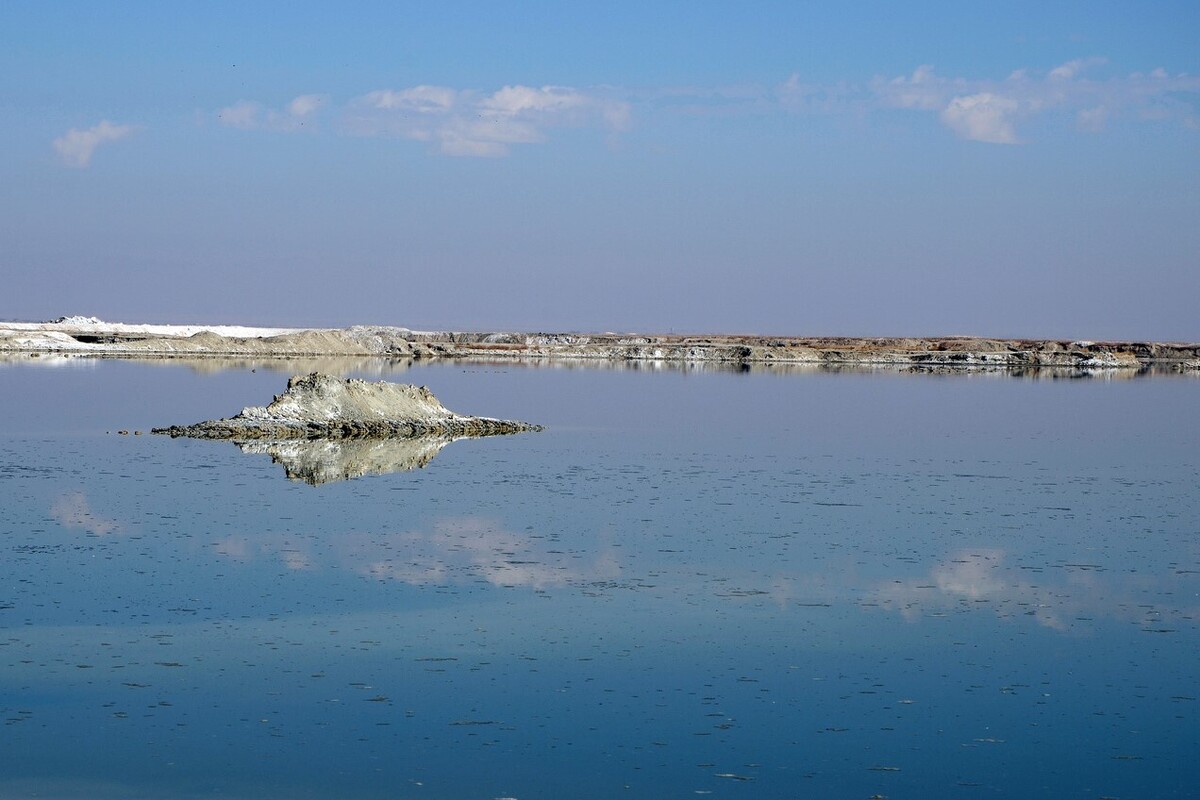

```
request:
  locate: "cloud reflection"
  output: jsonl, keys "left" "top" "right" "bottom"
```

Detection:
{"left": 50, "top": 491, "right": 121, "bottom": 536}
{"left": 213, "top": 515, "right": 620, "bottom": 591}
{"left": 338, "top": 517, "right": 618, "bottom": 589}
{"left": 871, "top": 549, "right": 1200, "bottom": 632}
{"left": 873, "top": 549, "right": 1075, "bottom": 629}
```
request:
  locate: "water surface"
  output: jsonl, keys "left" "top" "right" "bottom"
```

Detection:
{"left": 1, "top": 359, "right": 1197, "bottom": 798}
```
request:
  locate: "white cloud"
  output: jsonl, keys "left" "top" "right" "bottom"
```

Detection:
{"left": 362, "top": 85, "right": 457, "bottom": 113}
{"left": 1077, "top": 105, "right": 1110, "bottom": 132}
{"left": 1048, "top": 56, "right": 1106, "bottom": 80}
{"left": 874, "top": 64, "right": 952, "bottom": 111}
{"left": 940, "top": 92, "right": 1020, "bottom": 143}
{"left": 53, "top": 120, "right": 137, "bottom": 168}
{"left": 288, "top": 93, "right": 327, "bottom": 117}
{"left": 439, "top": 135, "right": 509, "bottom": 158}
{"left": 776, "top": 73, "right": 854, "bottom": 114}
{"left": 873, "top": 66, "right": 1024, "bottom": 143}
{"left": 218, "top": 93, "right": 329, "bottom": 131}
{"left": 346, "top": 83, "right": 630, "bottom": 156}
{"left": 483, "top": 84, "right": 588, "bottom": 115}
{"left": 869, "top": 59, "right": 1200, "bottom": 143}
{"left": 216, "top": 100, "right": 262, "bottom": 130}
{"left": 211, "top": 61, "right": 1199, "bottom": 155}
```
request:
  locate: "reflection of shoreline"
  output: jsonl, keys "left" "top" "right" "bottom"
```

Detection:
{"left": 234, "top": 436, "right": 459, "bottom": 485}
{"left": 2, "top": 351, "right": 1194, "bottom": 379}
{"left": 0, "top": 353, "right": 417, "bottom": 376}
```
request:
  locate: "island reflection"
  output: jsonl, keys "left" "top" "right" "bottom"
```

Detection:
{"left": 233, "top": 436, "right": 461, "bottom": 485}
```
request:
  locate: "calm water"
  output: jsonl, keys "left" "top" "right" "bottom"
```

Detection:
{"left": 1, "top": 358, "right": 1197, "bottom": 799}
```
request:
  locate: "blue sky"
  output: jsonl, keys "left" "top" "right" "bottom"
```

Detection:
{"left": 2, "top": 1, "right": 1198, "bottom": 339}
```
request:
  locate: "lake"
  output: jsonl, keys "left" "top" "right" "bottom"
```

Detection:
{"left": 1, "top": 357, "right": 1197, "bottom": 798}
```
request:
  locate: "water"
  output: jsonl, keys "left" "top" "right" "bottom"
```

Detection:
{"left": 1, "top": 358, "right": 1197, "bottom": 798}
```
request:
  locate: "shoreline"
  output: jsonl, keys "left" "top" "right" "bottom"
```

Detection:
{"left": 2, "top": 318, "right": 1198, "bottom": 372}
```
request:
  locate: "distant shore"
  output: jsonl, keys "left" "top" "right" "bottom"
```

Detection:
{"left": 2, "top": 317, "right": 1198, "bottom": 372}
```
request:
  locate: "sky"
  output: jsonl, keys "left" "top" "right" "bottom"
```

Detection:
{"left": 2, "top": 1, "right": 1198, "bottom": 340}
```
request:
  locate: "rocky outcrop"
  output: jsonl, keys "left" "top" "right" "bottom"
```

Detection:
{"left": 152, "top": 373, "right": 542, "bottom": 440}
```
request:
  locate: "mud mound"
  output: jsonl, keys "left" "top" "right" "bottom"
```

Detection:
{"left": 152, "top": 373, "right": 542, "bottom": 440}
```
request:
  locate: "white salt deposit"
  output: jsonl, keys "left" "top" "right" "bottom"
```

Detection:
{"left": 1, "top": 317, "right": 306, "bottom": 339}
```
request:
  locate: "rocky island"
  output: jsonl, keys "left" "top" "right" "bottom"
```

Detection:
{"left": 152, "top": 372, "right": 542, "bottom": 440}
